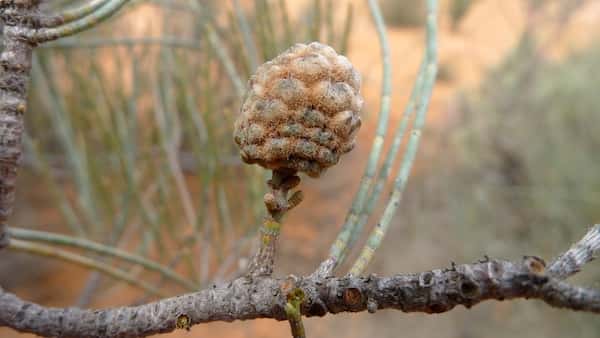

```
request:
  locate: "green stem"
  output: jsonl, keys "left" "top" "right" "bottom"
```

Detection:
{"left": 247, "top": 170, "right": 300, "bottom": 277}
{"left": 233, "top": 0, "right": 260, "bottom": 70}
{"left": 34, "top": 0, "right": 132, "bottom": 43}
{"left": 43, "top": 37, "right": 201, "bottom": 49}
{"left": 8, "top": 239, "right": 166, "bottom": 297}
{"left": 349, "top": 0, "right": 438, "bottom": 276}
{"left": 52, "top": 0, "right": 109, "bottom": 25}
{"left": 8, "top": 227, "right": 197, "bottom": 290}
{"left": 317, "top": 0, "right": 392, "bottom": 276}
{"left": 347, "top": 60, "right": 428, "bottom": 251}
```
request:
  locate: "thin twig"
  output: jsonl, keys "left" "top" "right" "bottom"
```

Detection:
{"left": 7, "top": 239, "right": 165, "bottom": 297}
{"left": 247, "top": 169, "right": 302, "bottom": 277}
{"left": 315, "top": 0, "right": 393, "bottom": 277}
{"left": 8, "top": 227, "right": 197, "bottom": 290}
{"left": 348, "top": 0, "right": 438, "bottom": 276}
{"left": 39, "top": 0, "right": 108, "bottom": 27}
{"left": 33, "top": 0, "right": 131, "bottom": 43}
{"left": 548, "top": 224, "right": 600, "bottom": 280}
{"left": 3, "top": 223, "right": 600, "bottom": 337}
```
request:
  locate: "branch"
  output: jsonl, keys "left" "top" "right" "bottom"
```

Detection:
{"left": 7, "top": 239, "right": 166, "bottom": 297}
{"left": 0, "top": 0, "right": 131, "bottom": 252}
{"left": 42, "top": 36, "right": 201, "bottom": 49}
{"left": 0, "top": 1, "right": 39, "bottom": 249}
{"left": 2, "top": 249, "right": 600, "bottom": 337}
{"left": 547, "top": 224, "right": 600, "bottom": 280}
{"left": 38, "top": 0, "right": 108, "bottom": 27}
{"left": 31, "top": 0, "right": 130, "bottom": 43}
{"left": 246, "top": 169, "right": 302, "bottom": 277}
{"left": 7, "top": 227, "right": 197, "bottom": 290}
{"left": 348, "top": 0, "right": 439, "bottom": 276}
{"left": 315, "top": 0, "right": 394, "bottom": 277}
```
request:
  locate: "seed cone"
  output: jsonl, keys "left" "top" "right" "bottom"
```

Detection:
{"left": 233, "top": 42, "right": 363, "bottom": 177}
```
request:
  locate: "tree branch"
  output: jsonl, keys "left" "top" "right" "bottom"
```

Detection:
{"left": 37, "top": 0, "right": 108, "bottom": 28}
{"left": 0, "top": 0, "right": 131, "bottom": 251}
{"left": 0, "top": 0, "right": 39, "bottom": 249}
{"left": 547, "top": 224, "right": 600, "bottom": 280}
{"left": 2, "top": 225, "right": 600, "bottom": 338}
{"left": 31, "top": 0, "right": 130, "bottom": 43}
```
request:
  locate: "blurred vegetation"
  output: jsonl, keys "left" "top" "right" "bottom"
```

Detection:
{"left": 379, "top": 0, "right": 425, "bottom": 27}
{"left": 406, "top": 32, "right": 600, "bottom": 265}
{"left": 380, "top": 0, "right": 476, "bottom": 30}
{"left": 449, "top": 0, "right": 476, "bottom": 31}
{"left": 12, "top": 0, "right": 354, "bottom": 302}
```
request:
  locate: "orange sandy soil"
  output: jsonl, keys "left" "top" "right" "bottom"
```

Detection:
{"left": 3, "top": 1, "right": 600, "bottom": 337}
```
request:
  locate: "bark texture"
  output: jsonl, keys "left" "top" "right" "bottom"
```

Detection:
{"left": 2, "top": 255, "right": 600, "bottom": 338}
{"left": 0, "top": 0, "right": 39, "bottom": 249}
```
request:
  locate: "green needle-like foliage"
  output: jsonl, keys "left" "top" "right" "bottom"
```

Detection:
{"left": 16, "top": 0, "right": 354, "bottom": 300}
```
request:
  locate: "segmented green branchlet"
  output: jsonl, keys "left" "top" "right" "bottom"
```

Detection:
{"left": 33, "top": 0, "right": 132, "bottom": 43}
{"left": 154, "top": 47, "right": 198, "bottom": 242}
{"left": 278, "top": 0, "right": 293, "bottom": 48}
{"left": 23, "top": 136, "right": 85, "bottom": 237}
{"left": 184, "top": 1, "right": 245, "bottom": 99}
{"left": 258, "top": 0, "right": 278, "bottom": 58}
{"left": 32, "top": 56, "right": 101, "bottom": 233}
{"left": 43, "top": 37, "right": 201, "bottom": 49}
{"left": 57, "top": 0, "right": 108, "bottom": 23}
{"left": 41, "top": 0, "right": 108, "bottom": 27}
{"left": 317, "top": 0, "right": 392, "bottom": 276}
{"left": 310, "top": 0, "right": 322, "bottom": 41}
{"left": 349, "top": 0, "right": 439, "bottom": 276}
{"left": 157, "top": 45, "right": 207, "bottom": 280}
{"left": 7, "top": 239, "right": 166, "bottom": 297}
{"left": 339, "top": 3, "right": 354, "bottom": 55}
{"left": 8, "top": 227, "right": 196, "bottom": 290}
{"left": 74, "top": 48, "right": 139, "bottom": 304}
{"left": 170, "top": 46, "right": 224, "bottom": 283}
{"left": 347, "top": 60, "right": 428, "bottom": 251}
{"left": 233, "top": 0, "right": 260, "bottom": 71}
{"left": 205, "top": 22, "right": 246, "bottom": 98}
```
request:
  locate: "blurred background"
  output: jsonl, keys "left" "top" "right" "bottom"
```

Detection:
{"left": 2, "top": 0, "right": 600, "bottom": 337}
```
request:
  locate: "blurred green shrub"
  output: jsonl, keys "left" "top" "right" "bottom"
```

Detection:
{"left": 403, "top": 34, "right": 600, "bottom": 263}
{"left": 458, "top": 35, "right": 600, "bottom": 236}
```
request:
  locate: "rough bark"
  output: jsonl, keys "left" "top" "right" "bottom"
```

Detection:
{"left": 0, "top": 0, "right": 39, "bottom": 249}
{"left": 0, "top": 0, "right": 122, "bottom": 249}
{"left": 1, "top": 255, "right": 600, "bottom": 338}
{"left": 547, "top": 224, "right": 600, "bottom": 280}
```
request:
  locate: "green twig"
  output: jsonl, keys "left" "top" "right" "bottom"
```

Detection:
{"left": 348, "top": 60, "right": 427, "bottom": 252}
{"left": 349, "top": 0, "right": 439, "bottom": 276}
{"left": 46, "top": 0, "right": 108, "bottom": 26}
{"left": 233, "top": 0, "right": 260, "bottom": 70}
{"left": 42, "top": 37, "right": 201, "bottom": 49}
{"left": 8, "top": 227, "right": 197, "bottom": 290}
{"left": 34, "top": 0, "right": 131, "bottom": 43}
{"left": 339, "top": 3, "right": 354, "bottom": 54}
{"left": 8, "top": 239, "right": 166, "bottom": 297}
{"left": 315, "top": 0, "right": 392, "bottom": 277}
